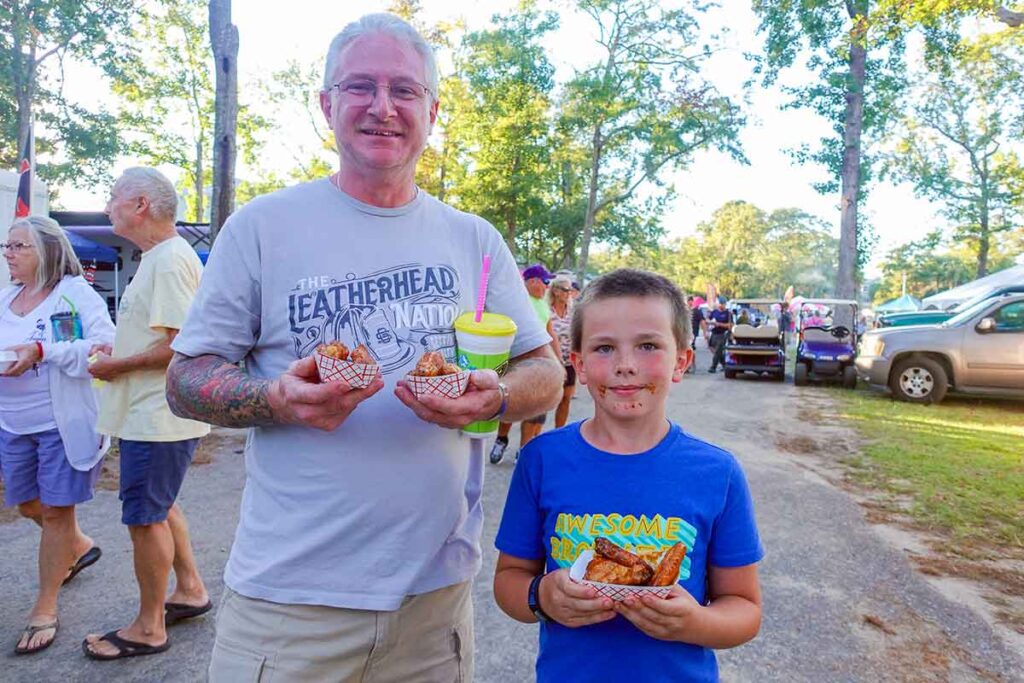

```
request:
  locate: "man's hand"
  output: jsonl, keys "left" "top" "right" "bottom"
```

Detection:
{"left": 2, "top": 343, "right": 41, "bottom": 377}
{"left": 393, "top": 368, "right": 501, "bottom": 429}
{"left": 268, "top": 355, "right": 384, "bottom": 431}
{"left": 539, "top": 569, "right": 616, "bottom": 628}
{"left": 88, "top": 343, "right": 112, "bottom": 356}
{"left": 613, "top": 584, "right": 701, "bottom": 641}
{"left": 88, "top": 352, "right": 127, "bottom": 382}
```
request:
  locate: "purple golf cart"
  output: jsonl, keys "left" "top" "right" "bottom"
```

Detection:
{"left": 794, "top": 299, "right": 859, "bottom": 389}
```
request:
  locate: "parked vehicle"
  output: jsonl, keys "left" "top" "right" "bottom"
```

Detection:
{"left": 876, "top": 284, "right": 1024, "bottom": 327}
{"left": 794, "top": 299, "right": 860, "bottom": 389}
{"left": 723, "top": 299, "right": 786, "bottom": 380}
{"left": 856, "top": 293, "right": 1024, "bottom": 403}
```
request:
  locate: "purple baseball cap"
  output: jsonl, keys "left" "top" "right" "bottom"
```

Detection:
{"left": 521, "top": 264, "right": 553, "bottom": 283}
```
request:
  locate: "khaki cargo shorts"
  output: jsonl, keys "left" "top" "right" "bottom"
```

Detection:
{"left": 208, "top": 581, "right": 473, "bottom": 682}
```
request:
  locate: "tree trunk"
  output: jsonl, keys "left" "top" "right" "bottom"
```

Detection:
{"left": 12, "top": 23, "right": 36, "bottom": 163}
{"left": 209, "top": 0, "right": 238, "bottom": 242}
{"left": 836, "top": 8, "right": 867, "bottom": 300}
{"left": 977, "top": 205, "right": 990, "bottom": 279}
{"left": 577, "top": 125, "right": 603, "bottom": 282}
{"left": 194, "top": 139, "right": 204, "bottom": 222}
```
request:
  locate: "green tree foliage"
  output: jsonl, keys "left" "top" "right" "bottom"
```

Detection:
{"left": 753, "top": 0, "right": 908, "bottom": 297}
{"left": 882, "top": 42, "right": 1024, "bottom": 278}
{"left": 448, "top": 10, "right": 558, "bottom": 255}
{"left": 873, "top": 230, "right": 1019, "bottom": 304}
{"left": 564, "top": 0, "right": 745, "bottom": 280}
{"left": 110, "top": 0, "right": 270, "bottom": 222}
{"left": 591, "top": 200, "right": 839, "bottom": 299}
{"left": 1, "top": 0, "right": 136, "bottom": 189}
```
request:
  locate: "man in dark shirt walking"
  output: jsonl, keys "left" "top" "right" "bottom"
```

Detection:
{"left": 686, "top": 296, "right": 705, "bottom": 374}
{"left": 707, "top": 298, "right": 732, "bottom": 373}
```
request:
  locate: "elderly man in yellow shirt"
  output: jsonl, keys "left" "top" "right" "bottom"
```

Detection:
{"left": 83, "top": 167, "right": 212, "bottom": 661}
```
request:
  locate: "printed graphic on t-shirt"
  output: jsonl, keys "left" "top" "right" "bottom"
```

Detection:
{"left": 30, "top": 317, "right": 47, "bottom": 342}
{"left": 550, "top": 511, "right": 695, "bottom": 581}
{"left": 288, "top": 264, "right": 462, "bottom": 374}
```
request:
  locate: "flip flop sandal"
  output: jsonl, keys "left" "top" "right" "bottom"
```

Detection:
{"left": 82, "top": 630, "right": 170, "bottom": 661}
{"left": 62, "top": 546, "right": 102, "bottom": 586}
{"left": 15, "top": 619, "right": 59, "bottom": 655}
{"left": 164, "top": 600, "right": 213, "bottom": 626}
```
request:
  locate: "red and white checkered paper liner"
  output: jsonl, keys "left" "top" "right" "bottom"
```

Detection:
{"left": 404, "top": 370, "right": 471, "bottom": 399}
{"left": 568, "top": 549, "right": 671, "bottom": 602}
{"left": 314, "top": 351, "right": 380, "bottom": 389}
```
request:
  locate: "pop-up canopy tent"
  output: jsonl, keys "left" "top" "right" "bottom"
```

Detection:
{"left": 64, "top": 229, "right": 118, "bottom": 264}
{"left": 921, "top": 265, "right": 1024, "bottom": 311}
{"left": 875, "top": 294, "right": 923, "bottom": 314}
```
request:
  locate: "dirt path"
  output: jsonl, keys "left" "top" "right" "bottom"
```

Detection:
{"left": 0, "top": 343, "right": 1021, "bottom": 681}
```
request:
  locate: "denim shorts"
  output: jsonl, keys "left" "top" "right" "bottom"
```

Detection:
{"left": 119, "top": 438, "right": 199, "bottom": 526}
{"left": 0, "top": 427, "right": 102, "bottom": 507}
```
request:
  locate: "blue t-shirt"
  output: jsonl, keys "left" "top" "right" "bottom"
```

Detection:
{"left": 496, "top": 421, "right": 764, "bottom": 683}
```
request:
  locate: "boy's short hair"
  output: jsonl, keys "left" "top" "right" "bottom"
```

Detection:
{"left": 570, "top": 269, "right": 691, "bottom": 352}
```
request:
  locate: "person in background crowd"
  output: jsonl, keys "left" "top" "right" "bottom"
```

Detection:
{"left": 1, "top": 216, "right": 114, "bottom": 654}
{"left": 707, "top": 298, "right": 733, "bottom": 374}
{"left": 548, "top": 275, "right": 575, "bottom": 428}
{"left": 490, "top": 263, "right": 562, "bottom": 464}
{"left": 686, "top": 295, "right": 705, "bottom": 374}
{"left": 83, "top": 167, "right": 212, "bottom": 660}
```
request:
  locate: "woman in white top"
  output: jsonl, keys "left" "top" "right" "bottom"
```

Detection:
{"left": 1, "top": 216, "right": 115, "bottom": 654}
{"left": 547, "top": 275, "right": 576, "bottom": 428}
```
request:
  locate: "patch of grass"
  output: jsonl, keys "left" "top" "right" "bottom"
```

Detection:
{"left": 835, "top": 390, "right": 1024, "bottom": 555}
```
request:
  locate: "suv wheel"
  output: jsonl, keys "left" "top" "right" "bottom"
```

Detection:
{"left": 842, "top": 366, "right": 858, "bottom": 390}
{"left": 889, "top": 356, "right": 948, "bottom": 404}
{"left": 794, "top": 363, "right": 808, "bottom": 386}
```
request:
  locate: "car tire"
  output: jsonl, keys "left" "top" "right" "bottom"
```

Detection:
{"left": 842, "top": 366, "right": 858, "bottom": 390}
{"left": 724, "top": 369, "right": 736, "bottom": 379}
{"left": 794, "top": 363, "right": 808, "bottom": 386}
{"left": 889, "top": 356, "right": 948, "bottom": 404}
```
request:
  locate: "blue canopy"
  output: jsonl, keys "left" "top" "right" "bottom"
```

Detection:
{"left": 64, "top": 229, "right": 118, "bottom": 264}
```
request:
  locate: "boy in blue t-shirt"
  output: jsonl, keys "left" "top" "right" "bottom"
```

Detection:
{"left": 494, "top": 269, "right": 764, "bottom": 683}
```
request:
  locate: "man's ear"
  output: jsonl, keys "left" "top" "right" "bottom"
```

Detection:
{"left": 319, "top": 90, "right": 333, "bottom": 125}
{"left": 135, "top": 195, "right": 150, "bottom": 217}
{"left": 570, "top": 350, "right": 586, "bottom": 385}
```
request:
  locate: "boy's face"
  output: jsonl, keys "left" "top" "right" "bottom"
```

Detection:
{"left": 571, "top": 295, "right": 689, "bottom": 421}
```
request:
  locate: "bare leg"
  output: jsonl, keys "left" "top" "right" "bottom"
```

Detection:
{"left": 555, "top": 385, "right": 575, "bottom": 428}
{"left": 18, "top": 499, "right": 42, "bottom": 527}
{"left": 520, "top": 421, "right": 543, "bottom": 448}
{"left": 165, "top": 504, "right": 208, "bottom": 606}
{"left": 496, "top": 422, "right": 512, "bottom": 440}
{"left": 17, "top": 504, "right": 76, "bottom": 651}
{"left": 84, "top": 521, "right": 172, "bottom": 655}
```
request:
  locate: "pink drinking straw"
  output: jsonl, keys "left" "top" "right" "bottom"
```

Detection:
{"left": 475, "top": 255, "right": 491, "bottom": 323}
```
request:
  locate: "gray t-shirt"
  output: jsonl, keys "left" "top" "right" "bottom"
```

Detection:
{"left": 172, "top": 179, "right": 550, "bottom": 610}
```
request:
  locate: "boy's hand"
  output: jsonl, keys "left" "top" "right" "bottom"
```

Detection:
{"left": 540, "top": 569, "right": 616, "bottom": 628}
{"left": 614, "top": 584, "right": 701, "bottom": 641}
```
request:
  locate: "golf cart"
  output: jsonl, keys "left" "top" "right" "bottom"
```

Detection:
{"left": 793, "top": 299, "right": 859, "bottom": 388}
{"left": 723, "top": 299, "right": 786, "bottom": 381}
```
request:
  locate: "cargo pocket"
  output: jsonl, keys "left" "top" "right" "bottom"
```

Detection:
{"left": 209, "top": 637, "right": 268, "bottom": 683}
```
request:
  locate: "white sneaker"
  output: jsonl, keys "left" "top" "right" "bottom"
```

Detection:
{"left": 489, "top": 440, "right": 508, "bottom": 464}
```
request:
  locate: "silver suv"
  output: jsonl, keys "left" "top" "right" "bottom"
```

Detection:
{"left": 856, "top": 293, "right": 1024, "bottom": 403}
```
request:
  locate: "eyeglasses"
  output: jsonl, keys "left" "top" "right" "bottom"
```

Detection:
{"left": 552, "top": 286, "right": 571, "bottom": 292}
{"left": 328, "top": 78, "right": 432, "bottom": 104}
{"left": 0, "top": 241, "right": 34, "bottom": 253}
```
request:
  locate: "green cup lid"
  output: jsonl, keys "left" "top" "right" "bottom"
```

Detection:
{"left": 454, "top": 312, "right": 518, "bottom": 336}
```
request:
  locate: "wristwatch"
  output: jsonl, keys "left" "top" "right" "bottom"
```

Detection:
{"left": 528, "top": 573, "right": 550, "bottom": 623}
{"left": 487, "top": 382, "right": 509, "bottom": 421}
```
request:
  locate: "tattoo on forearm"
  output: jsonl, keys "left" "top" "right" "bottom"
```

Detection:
{"left": 166, "top": 354, "right": 276, "bottom": 428}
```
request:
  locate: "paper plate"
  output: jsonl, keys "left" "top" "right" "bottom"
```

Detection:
{"left": 314, "top": 351, "right": 380, "bottom": 389}
{"left": 568, "top": 549, "right": 672, "bottom": 601}
{"left": 404, "top": 370, "right": 472, "bottom": 399}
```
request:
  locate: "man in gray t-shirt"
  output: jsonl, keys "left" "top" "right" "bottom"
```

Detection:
{"left": 166, "top": 13, "right": 563, "bottom": 680}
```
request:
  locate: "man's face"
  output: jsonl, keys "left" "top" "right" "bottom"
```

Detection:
{"left": 320, "top": 33, "right": 438, "bottom": 180}
{"left": 104, "top": 179, "right": 137, "bottom": 237}
{"left": 525, "top": 276, "right": 548, "bottom": 299}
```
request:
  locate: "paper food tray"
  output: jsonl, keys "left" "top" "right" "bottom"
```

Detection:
{"left": 568, "top": 549, "right": 672, "bottom": 601}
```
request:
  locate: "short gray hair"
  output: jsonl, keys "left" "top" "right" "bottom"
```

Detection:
{"left": 323, "top": 13, "right": 438, "bottom": 101}
{"left": 115, "top": 167, "right": 178, "bottom": 222}
{"left": 9, "top": 215, "right": 84, "bottom": 292}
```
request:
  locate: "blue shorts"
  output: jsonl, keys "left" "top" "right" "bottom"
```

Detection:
{"left": 119, "top": 438, "right": 199, "bottom": 526}
{"left": 0, "top": 427, "right": 102, "bottom": 507}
